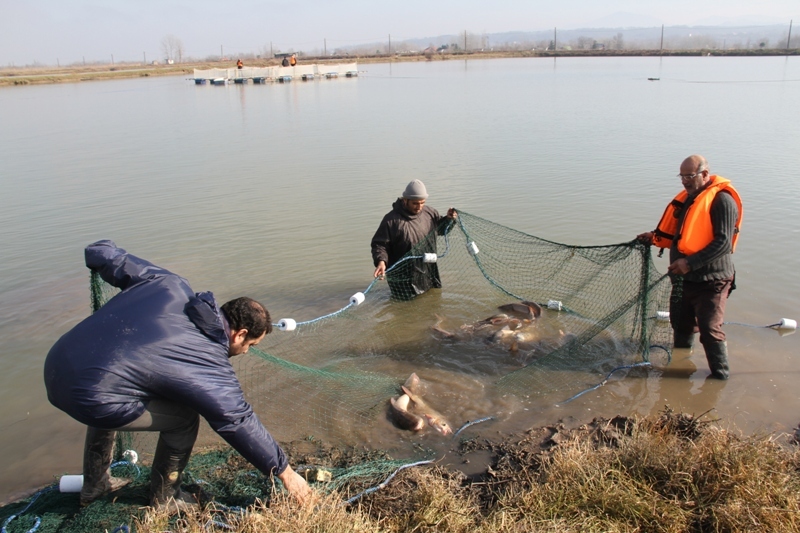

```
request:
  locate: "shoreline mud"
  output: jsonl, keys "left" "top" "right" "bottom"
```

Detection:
{"left": 2, "top": 48, "right": 797, "bottom": 87}
{"left": 3, "top": 409, "right": 800, "bottom": 532}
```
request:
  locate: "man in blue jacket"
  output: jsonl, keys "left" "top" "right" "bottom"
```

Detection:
{"left": 44, "top": 240, "right": 312, "bottom": 512}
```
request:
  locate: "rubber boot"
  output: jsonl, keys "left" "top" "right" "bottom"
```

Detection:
{"left": 703, "top": 340, "right": 730, "bottom": 380}
{"left": 673, "top": 330, "right": 695, "bottom": 349}
{"left": 149, "top": 437, "right": 198, "bottom": 515}
{"left": 80, "top": 428, "right": 131, "bottom": 506}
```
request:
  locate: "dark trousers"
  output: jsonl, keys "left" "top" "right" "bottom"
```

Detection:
{"left": 84, "top": 400, "right": 199, "bottom": 484}
{"left": 669, "top": 276, "right": 734, "bottom": 347}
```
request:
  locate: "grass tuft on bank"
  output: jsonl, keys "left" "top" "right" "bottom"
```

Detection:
{"left": 126, "top": 409, "right": 800, "bottom": 533}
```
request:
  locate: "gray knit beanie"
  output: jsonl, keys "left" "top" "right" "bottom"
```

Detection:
{"left": 402, "top": 179, "right": 429, "bottom": 200}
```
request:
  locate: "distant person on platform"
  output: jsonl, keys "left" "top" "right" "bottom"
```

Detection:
{"left": 237, "top": 59, "right": 243, "bottom": 69}
{"left": 371, "top": 180, "right": 457, "bottom": 299}
{"left": 281, "top": 56, "right": 290, "bottom": 67}
{"left": 44, "top": 240, "right": 313, "bottom": 513}
{"left": 290, "top": 54, "right": 297, "bottom": 66}
{"left": 637, "top": 155, "right": 743, "bottom": 380}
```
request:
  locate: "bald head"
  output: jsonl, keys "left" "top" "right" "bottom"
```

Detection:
{"left": 679, "top": 154, "right": 711, "bottom": 195}
{"left": 682, "top": 154, "right": 708, "bottom": 174}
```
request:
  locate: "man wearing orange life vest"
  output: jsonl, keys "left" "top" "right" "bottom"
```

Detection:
{"left": 637, "top": 155, "right": 742, "bottom": 380}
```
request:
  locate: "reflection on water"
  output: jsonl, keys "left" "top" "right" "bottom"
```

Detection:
{"left": 0, "top": 56, "right": 799, "bottom": 503}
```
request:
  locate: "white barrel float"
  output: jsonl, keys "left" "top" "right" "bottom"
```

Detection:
{"left": 467, "top": 241, "right": 480, "bottom": 256}
{"left": 775, "top": 318, "right": 797, "bottom": 337}
{"left": 59, "top": 475, "right": 84, "bottom": 493}
{"left": 656, "top": 311, "right": 670, "bottom": 321}
{"left": 277, "top": 318, "right": 297, "bottom": 331}
{"left": 122, "top": 449, "right": 138, "bottom": 464}
{"left": 350, "top": 292, "right": 366, "bottom": 306}
{"left": 547, "top": 300, "right": 563, "bottom": 311}
{"left": 422, "top": 253, "right": 438, "bottom": 263}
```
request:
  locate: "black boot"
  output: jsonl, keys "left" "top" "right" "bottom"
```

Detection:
{"left": 673, "top": 330, "right": 695, "bottom": 349}
{"left": 80, "top": 428, "right": 131, "bottom": 506}
{"left": 149, "top": 437, "right": 198, "bottom": 514}
{"left": 704, "top": 341, "right": 730, "bottom": 380}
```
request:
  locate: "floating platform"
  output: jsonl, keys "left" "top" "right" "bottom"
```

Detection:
{"left": 192, "top": 63, "right": 358, "bottom": 85}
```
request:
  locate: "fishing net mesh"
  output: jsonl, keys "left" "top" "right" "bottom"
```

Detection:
{"left": 101, "top": 208, "right": 673, "bottom": 474}
{"left": 2, "top": 210, "right": 673, "bottom": 530}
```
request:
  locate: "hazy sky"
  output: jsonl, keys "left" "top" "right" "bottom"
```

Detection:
{"left": 1, "top": 0, "right": 797, "bottom": 66}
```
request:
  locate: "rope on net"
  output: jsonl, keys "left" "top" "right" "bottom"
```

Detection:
{"left": 557, "top": 361, "right": 654, "bottom": 406}
{"left": 1, "top": 486, "right": 55, "bottom": 533}
{"left": 272, "top": 218, "right": 457, "bottom": 331}
{"left": 453, "top": 416, "right": 495, "bottom": 438}
{"left": 344, "top": 459, "right": 436, "bottom": 506}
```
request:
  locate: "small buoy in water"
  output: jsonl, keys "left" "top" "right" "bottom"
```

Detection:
{"left": 277, "top": 318, "right": 297, "bottom": 331}
{"left": 547, "top": 300, "right": 563, "bottom": 311}
{"left": 467, "top": 241, "right": 480, "bottom": 256}
{"left": 776, "top": 318, "right": 797, "bottom": 336}
{"left": 350, "top": 292, "right": 365, "bottom": 306}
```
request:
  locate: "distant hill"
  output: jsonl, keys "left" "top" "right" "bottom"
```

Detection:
{"left": 333, "top": 24, "right": 796, "bottom": 55}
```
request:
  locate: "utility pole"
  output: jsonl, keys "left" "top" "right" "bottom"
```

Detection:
{"left": 554, "top": 27, "right": 557, "bottom": 51}
{"left": 270, "top": 42, "right": 273, "bottom": 57}
{"left": 220, "top": 45, "right": 223, "bottom": 60}
{"left": 388, "top": 34, "right": 391, "bottom": 56}
{"left": 324, "top": 38, "right": 327, "bottom": 56}
{"left": 83, "top": 56, "right": 85, "bottom": 65}
{"left": 788, "top": 20, "right": 794, "bottom": 50}
{"left": 57, "top": 58, "right": 60, "bottom": 67}
{"left": 464, "top": 30, "right": 467, "bottom": 51}
{"left": 111, "top": 54, "right": 114, "bottom": 65}
{"left": 660, "top": 24, "right": 664, "bottom": 53}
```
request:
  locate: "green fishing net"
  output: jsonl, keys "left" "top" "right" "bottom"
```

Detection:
{"left": 2, "top": 210, "right": 672, "bottom": 530}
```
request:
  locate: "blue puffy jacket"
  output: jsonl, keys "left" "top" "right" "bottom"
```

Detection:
{"left": 44, "top": 240, "right": 288, "bottom": 476}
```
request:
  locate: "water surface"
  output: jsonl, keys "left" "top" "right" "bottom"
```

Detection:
{"left": 1, "top": 56, "right": 799, "bottom": 503}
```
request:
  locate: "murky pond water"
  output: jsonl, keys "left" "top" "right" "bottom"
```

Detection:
{"left": 1, "top": 55, "right": 799, "bottom": 502}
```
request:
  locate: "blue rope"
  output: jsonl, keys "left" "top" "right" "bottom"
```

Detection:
{"left": 724, "top": 321, "right": 782, "bottom": 329}
{"left": 557, "top": 362, "right": 653, "bottom": 406}
{"left": 204, "top": 502, "right": 246, "bottom": 531}
{"left": 1, "top": 486, "right": 55, "bottom": 533}
{"left": 110, "top": 459, "right": 141, "bottom": 479}
{"left": 453, "top": 416, "right": 495, "bottom": 438}
{"left": 270, "top": 220, "right": 456, "bottom": 330}
{"left": 205, "top": 519, "right": 235, "bottom": 531}
{"left": 344, "top": 459, "right": 435, "bottom": 505}
{"left": 110, "top": 526, "right": 130, "bottom": 533}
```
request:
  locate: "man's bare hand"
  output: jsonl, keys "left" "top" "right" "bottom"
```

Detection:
{"left": 636, "top": 231, "right": 654, "bottom": 245}
{"left": 374, "top": 261, "right": 386, "bottom": 279}
{"left": 447, "top": 207, "right": 458, "bottom": 219}
{"left": 278, "top": 466, "right": 316, "bottom": 505}
{"left": 667, "top": 258, "right": 691, "bottom": 276}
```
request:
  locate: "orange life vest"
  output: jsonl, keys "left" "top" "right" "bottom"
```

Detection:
{"left": 652, "top": 175, "right": 742, "bottom": 255}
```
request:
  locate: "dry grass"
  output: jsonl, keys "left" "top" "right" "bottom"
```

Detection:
{"left": 131, "top": 411, "right": 800, "bottom": 533}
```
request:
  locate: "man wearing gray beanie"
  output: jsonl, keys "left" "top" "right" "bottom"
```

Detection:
{"left": 371, "top": 180, "right": 457, "bottom": 300}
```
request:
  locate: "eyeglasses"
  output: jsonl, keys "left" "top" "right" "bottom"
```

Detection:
{"left": 677, "top": 169, "right": 706, "bottom": 181}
